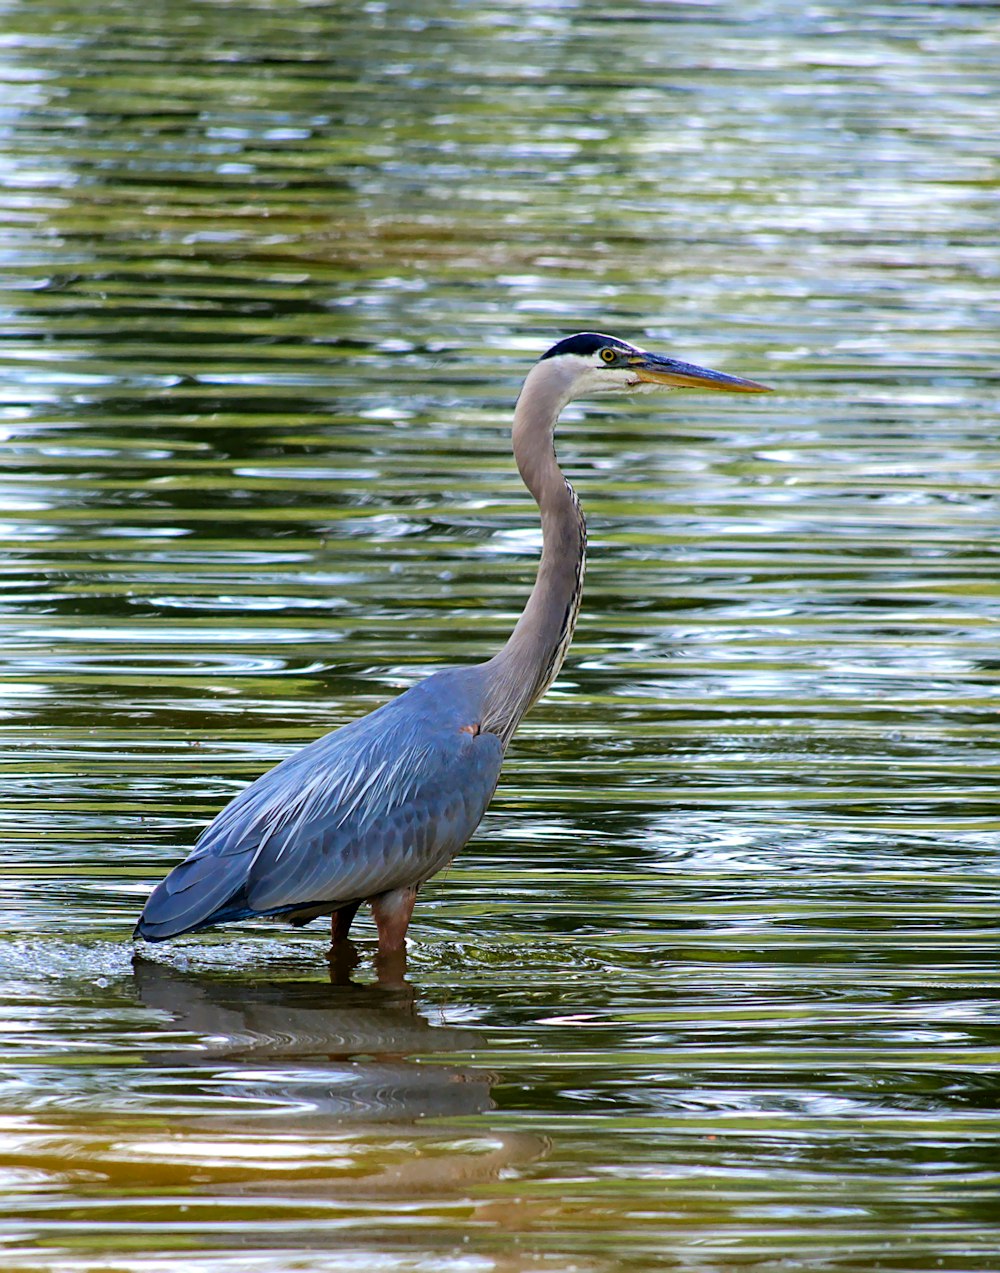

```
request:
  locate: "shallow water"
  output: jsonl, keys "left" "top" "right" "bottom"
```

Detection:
{"left": 2, "top": 1, "right": 1000, "bottom": 1269}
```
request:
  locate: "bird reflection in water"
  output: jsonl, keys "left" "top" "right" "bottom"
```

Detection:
{"left": 131, "top": 953, "right": 546, "bottom": 1196}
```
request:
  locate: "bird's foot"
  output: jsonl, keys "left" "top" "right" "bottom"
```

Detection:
{"left": 374, "top": 946, "right": 409, "bottom": 989}
{"left": 327, "top": 938, "right": 361, "bottom": 984}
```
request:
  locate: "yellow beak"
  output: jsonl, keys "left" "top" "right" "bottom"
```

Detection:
{"left": 632, "top": 353, "right": 772, "bottom": 393}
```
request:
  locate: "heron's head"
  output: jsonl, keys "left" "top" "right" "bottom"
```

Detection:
{"left": 537, "top": 332, "right": 771, "bottom": 399}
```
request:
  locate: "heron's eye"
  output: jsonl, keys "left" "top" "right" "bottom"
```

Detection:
{"left": 599, "top": 348, "right": 617, "bottom": 364}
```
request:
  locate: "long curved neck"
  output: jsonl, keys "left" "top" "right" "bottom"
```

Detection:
{"left": 482, "top": 362, "right": 587, "bottom": 747}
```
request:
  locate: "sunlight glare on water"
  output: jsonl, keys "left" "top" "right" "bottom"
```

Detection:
{"left": 1, "top": 1, "right": 999, "bottom": 1270}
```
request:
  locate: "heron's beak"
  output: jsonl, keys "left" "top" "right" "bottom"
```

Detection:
{"left": 631, "top": 352, "right": 772, "bottom": 393}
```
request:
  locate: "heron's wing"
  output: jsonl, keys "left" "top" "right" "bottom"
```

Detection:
{"left": 136, "top": 680, "right": 503, "bottom": 941}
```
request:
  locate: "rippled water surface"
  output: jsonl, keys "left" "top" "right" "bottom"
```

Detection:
{"left": 2, "top": 1, "right": 999, "bottom": 1269}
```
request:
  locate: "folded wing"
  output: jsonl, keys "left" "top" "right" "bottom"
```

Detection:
{"left": 135, "top": 674, "right": 503, "bottom": 942}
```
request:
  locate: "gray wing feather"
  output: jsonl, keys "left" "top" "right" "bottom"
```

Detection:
{"left": 136, "top": 672, "right": 503, "bottom": 941}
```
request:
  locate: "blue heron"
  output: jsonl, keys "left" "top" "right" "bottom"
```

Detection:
{"left": 135, "top": 334, "right": 769, "bottom": 953}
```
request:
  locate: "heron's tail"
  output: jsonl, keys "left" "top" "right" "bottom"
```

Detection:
{"left": 133, "top": 851, "right": 252, "bottom": 942}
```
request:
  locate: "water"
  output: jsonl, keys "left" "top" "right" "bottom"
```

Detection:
{"left": 2, "top": 0, "right": 999, "bottom": 1268}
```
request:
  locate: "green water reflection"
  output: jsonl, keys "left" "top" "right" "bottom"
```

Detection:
{"left": 2, "top": 0, "right": 999, "bottom": 1269}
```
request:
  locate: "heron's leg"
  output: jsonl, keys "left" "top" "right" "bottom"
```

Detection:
{"left": 327, "top": 939, "right": 360, "bottom": 985}
{"left": 370, "top": 884, "right": 418, "bottom": 954}
{"left": 331, "top": 901, "right": 361, "bottom": 945}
